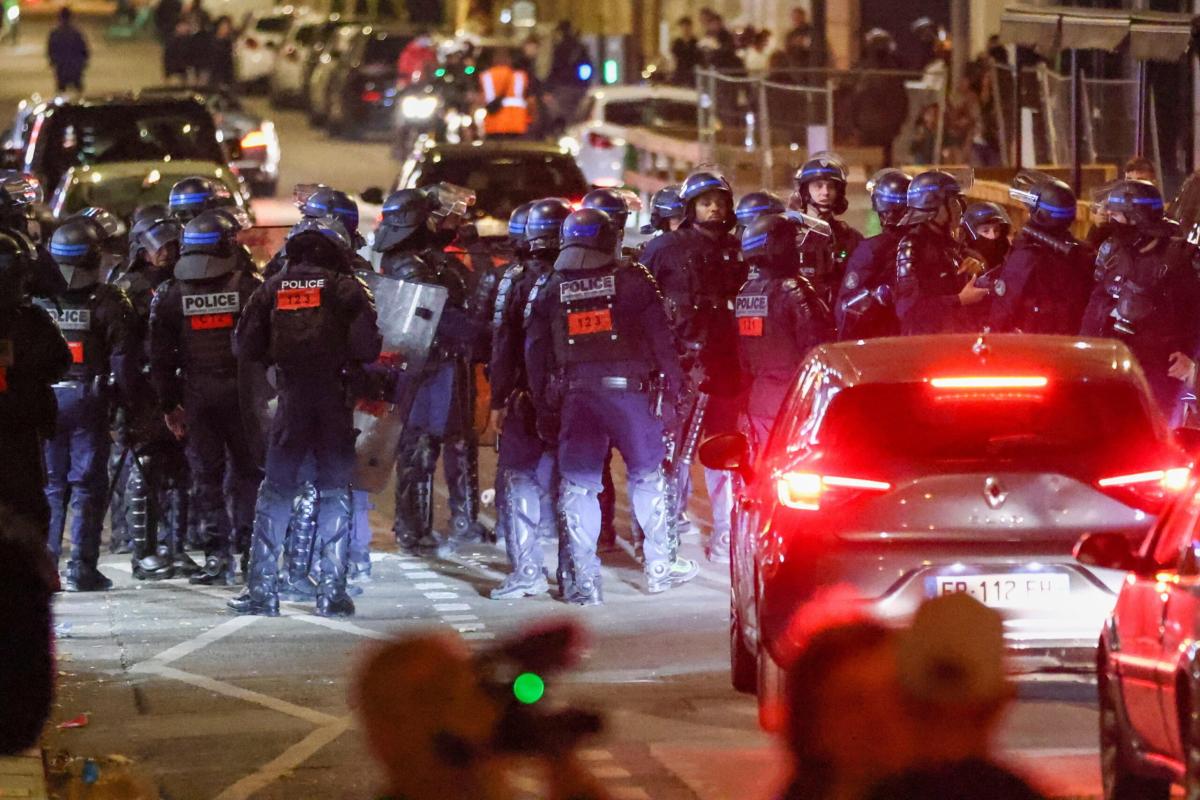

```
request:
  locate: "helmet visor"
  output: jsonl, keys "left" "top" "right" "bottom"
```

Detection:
{"left": 142, "top": 219, "right": 183, "bottom": 253}
{"left": 293, "top": 182, "right": 327, "bottom": 209}
{"left": 1, "top": 173, "right": 43, "bottom": 206}
{"left": 424, "top": 182, "right": 477, "bottom": 221}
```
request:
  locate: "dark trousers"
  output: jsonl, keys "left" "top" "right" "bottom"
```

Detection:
{"left": 44, "top": 383, "right": 109, "bottom": 566}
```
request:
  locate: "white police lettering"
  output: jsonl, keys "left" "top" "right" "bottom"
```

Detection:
{"left": 281, "top": 279, "right": 327, "bottom": 290}
{"left": 56, "top": 308, "right": 91, "bottom": 331}
{"left": 182, "top": 292, "right": 241, "bottom": 316}
{"left": 735, "top": 295, "right": 768, "bottom": 317}
{"left": 559, "top": 274, "right": 615, "bottom": 302}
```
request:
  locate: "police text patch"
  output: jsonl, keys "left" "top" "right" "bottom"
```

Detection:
{"left": 56, "top": 308, "right": 91, "bottom": 331}
{"left": 559, "top": 275, "right": 615, "bottom": 302}
{"left": 183, "top": 292, "right": 240, "bottom": 316}
{"left": 735, "top": 295, "right": 768, "bottom": 317}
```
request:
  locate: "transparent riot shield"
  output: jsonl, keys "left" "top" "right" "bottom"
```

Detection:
{"left": 353, "top": 278, "right": 449, "bottom": 493}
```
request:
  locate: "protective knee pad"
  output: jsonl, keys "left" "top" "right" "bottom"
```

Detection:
{"left": 558, "top": 477, "right": 601, "bottom": 580}
{"left": 501, "top": 469, "right": 543, "bottom": 569}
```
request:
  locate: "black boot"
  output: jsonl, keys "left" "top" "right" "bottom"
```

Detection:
{"left": 314, "top": 489, "right": 355, "bottom": 618}
{"left": 228, "top": 483, "right": 291, "bottom": 617}
{"left": 446, "top": 435, "right": 489, "bottom": 546}
{"left": 278, "top": 483, "right": 318, "bottom": 601}
{"left": 64, "top": 561, "right": 112, "bottom": 592}
{"left": 127, "top": 457, "right": 173, "bottom": 580}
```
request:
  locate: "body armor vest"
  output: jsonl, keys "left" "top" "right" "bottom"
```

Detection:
{"left": 177, "top": 270, "right": 246, "bottom": 377}
{"left": 37, "top": 288, "right": 108, "bottom": 382}
{"left": 738, "top": 276, "right": 814, "bottom": 375}
{"left": 269, "top": 264, "right": 345, "bottom": 368}
{"left": 551, "top": 264, "right": 640, "bottom": 368}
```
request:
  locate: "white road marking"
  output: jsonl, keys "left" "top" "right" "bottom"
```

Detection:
{"left": 143, "top": 664, "right": 339, "bottom": 726}
{"left": 131, "top": 616, "right": 259, "bottom": 667}
{"left": 434, "top": 603, "right": 473, "bottom": 612}
{"left": 424, "top": 591, "right": 460, "bottom": 600}
{"left": 590, "top": 765, "right": 632, "bottom": 779}
{"left": 414, "top": 582, "right": 450, "bottom": 590}
{"left": 405, "top": 571, "right": 441, "bottom": 580}
{"left": 463, "top": 632, "right": 496, "bottom": 640}
{"left": 397, "top": 562, "right": 425, "bottom": 570}
{"left": 453, "top": 622, "right": 485, "bottom": 633}
{"left": 212, "top": 718, "right": 351, "bottom": 800}
{"left": 441, "top": 614, "right": 479, "bottom": 622}
{"left": 290, "top": 614, "right": 391, "bottom": 640}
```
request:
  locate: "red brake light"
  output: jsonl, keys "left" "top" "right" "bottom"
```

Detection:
{"left": 930, "top": 376, "right": 1048, "bottom": 390}
{"left": 1097, "top": 467, "right": 1190, "bottom": 513}
{"left": 777, "top": 471, "right": 891, "bottom": 511}
{"left": 240, "top": 129, "right": 269, "bottom": 149}
{"left": 361, "top": 89, "right": 383, "bottom": 103}
{"left": 586, "top": 131, "right": 614, "bottom": 149}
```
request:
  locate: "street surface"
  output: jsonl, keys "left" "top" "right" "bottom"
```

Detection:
{"left": 4, "top": 21, "right": 1103, "bottom": 799}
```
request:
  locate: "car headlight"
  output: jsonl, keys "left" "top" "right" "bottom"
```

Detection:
{"left": 401, "top": 95, "right": 439, "bottom": 120}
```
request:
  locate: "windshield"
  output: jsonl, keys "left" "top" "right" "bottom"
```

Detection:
{"left": 811, "top": 380, "right": 1160, "bottom": 478}
{"left": 36, "top": 104, "right": 224, "bottom": 191}
{"left": 604, "top": 99, "right": 697, "bottom": 128}
{"left": 414, "top": 153, "right": 587, "bottom": 220}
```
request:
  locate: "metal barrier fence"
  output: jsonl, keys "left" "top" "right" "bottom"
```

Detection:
{"left": 695, "top": 68, "right": 947, "bottom": 184}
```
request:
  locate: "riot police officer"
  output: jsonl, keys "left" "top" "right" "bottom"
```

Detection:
{"left": 525, "top": 208, "right": 696, "bottom": 604}
{"left": 961, "top": 202, "right": 1012, "bottom": 273}
{"left": 835, "top": 168, "right": 910, "bottom": 340}
{"left": 488, "top": 197, "right": 572, "bottom": 599}
{"left": 0, "top": 223, "right": 72, "bottom": 542}
{"left": 641, "top": 170, "right": 742, "bottom": 562}
{"left": 266, "top": 186, "right": 369, "bottom": 279}
{"left": 734, "top": 190, "right": 785, "bottom": 233}
{"left": 109, "top": 213, "right": 186, "bottom": 579}
{"left": 232, "top": 216, "right": 381, "bottom": 617}
{"left": 989, "top": 174, "right": 1091, "bottom": 335}
{"left": 168, "top": 176, "right": 237, "bottom": 224}
{"left": 0, "top": 171, "right": 67, "bottom": 301}
{"left": 789, "top": 153, "right": 864, "bottom": 305}
{"left": 149, "top": 210, "right": 264, "bottom": 586}
{"left": 893, "top": 170, "right": 989, "bottom": 335}
{"left": 1080, "top": 180, "right": 1200, "bottom": 418}
{"left": 737, "top": 215, "right": 834, "bottom": 456}
{"left": 637, "top": 185, "right": 685, "bottom": 264}
{"left": 39, "top": 219, "right": 138, "bottom": 591}
{"left": 67, "top": 207, "right": 127, "bottom": 279}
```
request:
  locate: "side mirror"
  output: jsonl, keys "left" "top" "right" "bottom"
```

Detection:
{"left": 699, "top": 432, "right": 751, "bottom": 476}
{"left": 1073, "top": 532, "right": 1144, "bottom": 574}
{"left": 1174, "top": 426, "right": 1200, "bottom": 457}
{"left": 360, "top": 186, "right": 384, "bottom": 205}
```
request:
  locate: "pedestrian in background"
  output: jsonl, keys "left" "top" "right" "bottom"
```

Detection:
{"left": 163, "top": 19, "right": 190, "bottom": 82}
{"left": 206, "top": 16, "right": 236, "bottom": 88}
{"left": 47, "top": 7, "right": 89, "bottom": 94}
{"left": 670, "top": 17, "right": 701, "bottom": 86}
{"left": 153, "top": 0, "right": 181, "bottom": 42}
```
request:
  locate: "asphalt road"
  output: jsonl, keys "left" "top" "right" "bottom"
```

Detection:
{"left": 5, "top": 21, "right": 1105, "bottom": 800}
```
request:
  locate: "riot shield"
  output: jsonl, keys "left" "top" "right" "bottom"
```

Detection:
{"left": 353, "top": 278, "right": 449, "bottom": 493}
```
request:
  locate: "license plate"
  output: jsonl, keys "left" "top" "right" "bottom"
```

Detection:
{"left": 930, "top": 572, "right": 1070, "bottom": 608}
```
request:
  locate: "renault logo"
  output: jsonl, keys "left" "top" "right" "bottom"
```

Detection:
{"left": 984, "top": 477, "right": 1008, "bottom": 509}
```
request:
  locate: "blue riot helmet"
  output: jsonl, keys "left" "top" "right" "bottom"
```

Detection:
{"left": 582, "top": 188, "right": 631, "bottom": 234}
{"left": 641, "top": 184, "right": 684, "bottom": 234}
{"left": 741, "top": 213, "right": 802, "bottom": 276}
{"left": 556, "top": 208, "right": 618, "bottom": 271}
{"left": 866, "top": 168, "right": 912, "bottom": 227}
{"left": 129, "top": 214, "right": 182, "bottom": 264}
{"left": 1094, "top": 179, "right": 1166, "bottom": 230}
{"left": 508, "top": 201, "right": 535, "bottom": 253}
{"left": 680, "top": 170, "right": 736, "bottom": 232}
{"left": 1008, "top": 170, "right": 1075, "bottom": 232}
{"left": 735, "top": 191, "right": 786, "bottom": 229}
{"left": 525, "top": 198, "right": 572, "bottom": 255}
{"left": 793, "top": 151, "right": 849, "bottom": 215}
{"left": 899, "top": 168, "right": 972, "bottom": 227}
{"left": 301, "top": 186, "right": 362, "bottom": 248}
{"left": 286, "top": 215, "right": 353, "bottom": 266}
{"left": 169, "top": 176, "right": 234, "bottom": 223}
{"left": 961, "top": 202, "right": 1011, "bottom": 242}
{"left": 374, "top": 189, "right": 437, "bottom": 253}
{"left": 131, "top": 203, "right": 170, "bottom": 228}
{"left": 67, "top": 206, "right": 127, "bottom": 275}
{"left": 175, "top": 209, "right": 241, "bottom": 280}
{"left": 49, "top": 218, "right": 104, "bottom": 289}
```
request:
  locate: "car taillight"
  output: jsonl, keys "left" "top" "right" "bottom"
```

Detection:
{"left": 929, "top": 376, "right": 1049, "bottom": 390}
{"left": 586, "top": 131, "right": 614, "bottom": 149}
{"left": 241, "top": 129, "right": 270, "bottom": 149}
{"left": 776, "top": 471, "right": 891, "bottom": 511}
{"left": 1097, "top": 467, "right": 1190, "bottom": 513}
{"left": 243, "top": 37, "right": 258, "bottom": 49}
{"left": 362, "top": 89, "right": 383, "bottom": 103}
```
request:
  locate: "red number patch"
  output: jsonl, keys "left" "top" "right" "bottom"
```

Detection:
{"left": 567, "top": 309, "right": 613, "bottom": 336}
{"left": 190, "top": 313, "right": 234, "bottom": 330}
{"left": 738, "top": 317, "right": 764, "bottom": 337}
{"left": 276, "top": 288, "right": 321, "bottom": 311}
{"left": 68, "top": 341, "right": 85, "bottom": 363}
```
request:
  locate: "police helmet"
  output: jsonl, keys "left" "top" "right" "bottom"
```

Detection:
{"left": 168, "top": 177, "right": 232, "bottom": 222}
{"left": 374, "top": 188, "right": 436, "bottom": 253}
{"left": 680, "top": 171, "right": 735, "bottom": 231}
{"left": 864, "top": 27, "right": 896, "bottom": 53}
{"left": 641, "top": 185, "right": 684, "bottom": 234}
{"left": 49, "top": 218, "right": 103, "bottom": 289}
{"left": 508, "top": 201, "right": 535, "bottom": 245}
{"left": 67, "top": 206, "right": 127, "bottom": 273}
{"left": 525, "top": 198, "right": 572, "bottom": 254}
{"left": 793, "top": 152, "right": 849, "bottom": 215}
{"left": 303, "top": 187, "right": 360, "bottom": 238}
{"left": 1009, "top": 171, "right": 1076, "bottom": 232}
{"left": 1096, "top": 179, "right": 1164, "bottom": 230}
{"left": 741, "top": 213, "right": 802, "bottom": 274}
{"left": 899, "top": 169, "right": 967, "bottom": 226}
{"left": 866, "top": 168, "right": 911, "bottom": 227}
{"left": 582, "top": 188, "right": 630, "bottom": 232}
{"left": 286, "top": 215, "right": 352, "bottom": 258}
{"left": 555, "top": 208, "right": 618, "bottom": 271}
{"left": 0, "top": 171, "right": 43, "bottom": 212}
{"left": 176, "top": 209, "right": 240, "bottom": 280}
{"left": 735, "top": 191, "right": 786, "bottom": 229}
{"left": 961, "top": 202, "right": 1011, "bottom": 242}
{"left": 130, "top": 215, "right": 182, "bottom": 262}
{"left": 132, "top": 203, "right": 170, "bottom": 228}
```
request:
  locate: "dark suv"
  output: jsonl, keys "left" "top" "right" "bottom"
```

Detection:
{"left": 320, "top": 25, "right": 411, "bottom": 138}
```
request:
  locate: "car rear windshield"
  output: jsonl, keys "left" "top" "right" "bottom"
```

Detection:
{"left": 603, "top": 99, "right": 697, "bottom": 128}
{"left": 365, "top": 36, "right": 408, "bottom": 63}
{"left": 255, "top": 15, "right": 291, "bottom": 32}
{"left": 417, "top": 153, "right": 587, "bottom": 221}
{"left": 810, "top": 380, "right": 1161, "bottom": 477}
{"left": 39, "top": 104, "right": 224, "bottom": 191}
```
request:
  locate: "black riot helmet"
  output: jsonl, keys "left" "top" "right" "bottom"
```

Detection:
{"left": 0, "top": 171, "right": 44, "bottom": 237}
{"left": 132, "top": 203, "right": 170, "bottom": 228}
{"left": 285, "top": 215, "right": 353, "bottom": 267}
{"left": 129, "top": 214, "right": 182, "bottom": 264}
{"left": 525, "top": 198, "right": 572, "bottom": 255}
{"left": 1009, "top": 171, "right": 1076, "bottom": 232}
{"left": 302, "top": 187, "right": 362, "bottom": 248}
{"left": 1095, "top": 179, "right": 1165, "bottom": 230}
{"left": 555, "top": 208, "right": 618, "bottom": 271}
{"left": 374, "top": 188, "right": 437, "bottom": 253}
{"left": 67, "top": 206, "right": 127, "bottom": 274}
{"left": 176, "top": 209, "right": 241, "bottom": 280}
{"left": 899, "top": 169, "right": 970, "bottom": 227}
{"left": 168, "top": 176, "right": 233, "bottom": 223}
{"left": 508, "top": 201, "right": 535, "bottom": 248}
{"left": 582, "top": 188, "right": 630, "bottom": 233}
{"left": 741, "top": 214, "right": 802, "bottom": 276}
{"left": 640, "top": 184, "right": 684, "bottom": 234}
{"left": 792, "top": 151, "right": 849, "bottom": 216}
{"left": 735, "top": 191, "right": 786, "bottom": 229}
{"left": 961, "top": 202, "right": 1011, "bottom": 242}
{"left": 866, "top": 168, "right": 911, "bottom": 227}
{"left": 680, "top": 171, "right": 735, "bottom": 232}
{"left": 49, "top": 218, "right": 104, "bottom": 290}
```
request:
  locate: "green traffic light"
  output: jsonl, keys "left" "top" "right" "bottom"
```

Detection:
{"left": 465, "top": 65, "right": 476, "bottom": 75}
{"left": 435, "top": 68, "right": 446, "bottom": 77}
{"left": 512, "top": 672, "right": 545, "bottom": 704}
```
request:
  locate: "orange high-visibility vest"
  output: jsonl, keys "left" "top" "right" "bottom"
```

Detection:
{"left": 480, "top": 64, "right": 530, "bottom": 135}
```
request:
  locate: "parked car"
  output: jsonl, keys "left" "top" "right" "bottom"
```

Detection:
{"left": 268, "top": 13, "right": 353, "bottom": 108}
{"left": 562, "top": 85, "right": 698, "bottom": 187}
{"left": 306, "top": 23, "right": 359, "bottom": 125}
{"left": 137, "top": 86, "right": 280, "bottom": 196}
{"left": 323, "top": 26, "right": 412, "bottom": 138}
{"left": 234, "top": 7, "right": 294, "bottom": 89}
{"left": 3, "top": 95, "right": 248, "bottom": 215}
{"left": 699, "top": 334, "right": 1190, "bottom": 728}
{"left": 1074, "top": 446, "right": 1200, "bottom": 800}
